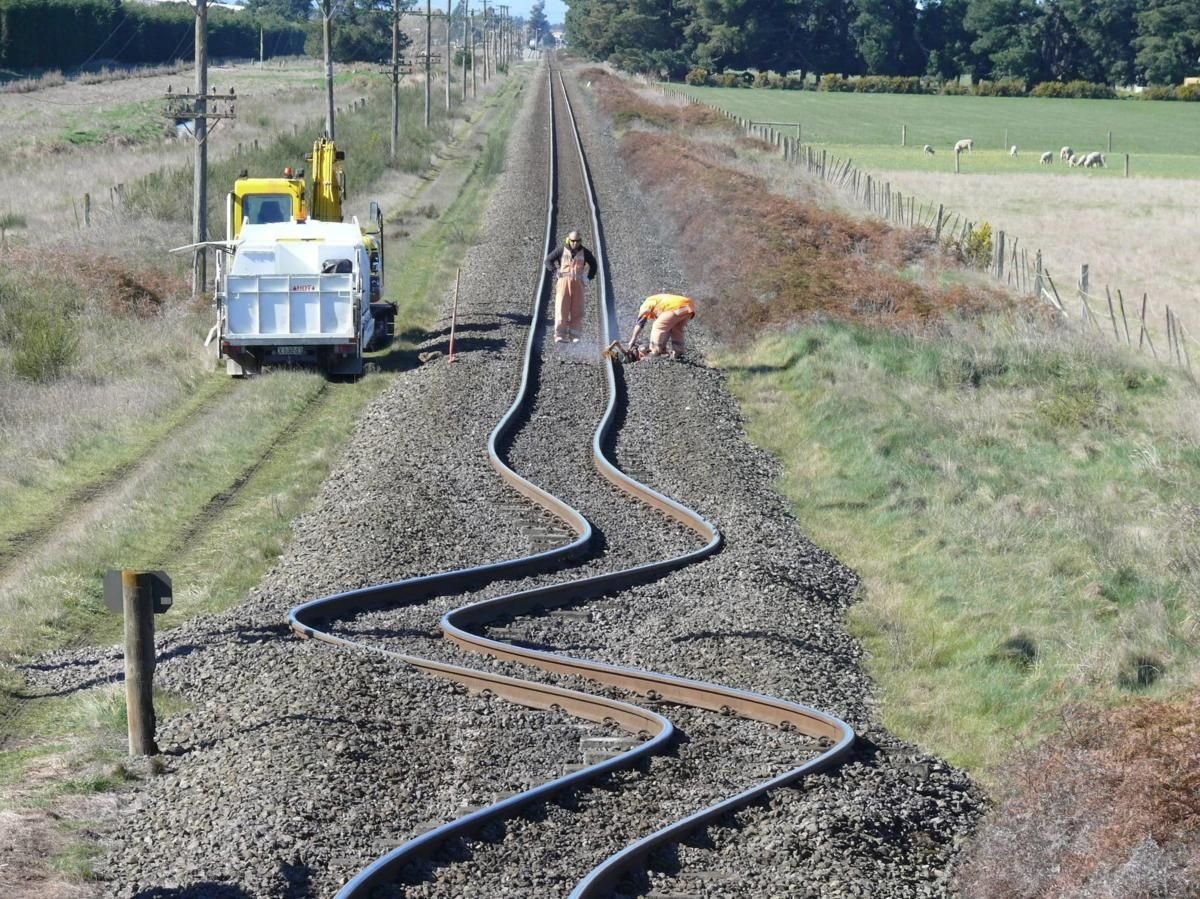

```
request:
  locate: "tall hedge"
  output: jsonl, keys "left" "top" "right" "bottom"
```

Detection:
{"left": 0, "top": 0, "right": 304, "bottom": 70}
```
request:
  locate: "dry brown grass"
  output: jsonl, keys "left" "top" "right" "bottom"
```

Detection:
{"left": 585, "top": 68, "right": 1018, "bottom": 342}
{"left": 876, "top": 170, "right": 1200, "bottom": 338}
{"left": 0, "top": 58, "right": 349, "bottom": 243}
{"left": 957, "top": 693, "right": 1200, "bottom": 898}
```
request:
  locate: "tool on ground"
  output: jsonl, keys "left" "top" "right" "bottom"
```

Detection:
{"left": 603, "top": 339, "right": 642, "bottom": 363}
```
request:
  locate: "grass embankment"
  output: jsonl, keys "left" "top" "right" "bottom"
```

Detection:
{"left": 672, "top": 86, "right": 1200, "bottom": 178}
{"left": 589, "top": 67, "right": 1200, "bottom": 895}
{"left": 720, "top": 322, "right": 1199, "bottom": 774}
{"left": 0, "top": 63, "right": 531, "bottom": 882}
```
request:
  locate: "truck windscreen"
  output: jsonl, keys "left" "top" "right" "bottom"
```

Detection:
{"left": 245, "top": 195, "right": 292, "bottom": 224}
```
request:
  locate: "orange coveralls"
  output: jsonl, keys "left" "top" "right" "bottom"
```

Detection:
{"left": 635, "top": 294, "right": 696, "bottom": 355}
{"left": 547, "top": 244, "right": 595, "bottom": 342}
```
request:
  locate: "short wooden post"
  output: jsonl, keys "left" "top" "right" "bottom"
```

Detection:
{"left": 1117, "top": 289, "right": 1131, "bottom": 345}
{"left": 901, "top": 124, "right": 906, "bottom": 146}
{"left": 1107, "top": 130, "right": 1112, "bottom": 152}
{"left": 1003, "top": 128, "right": 1008, "bottom": 150}
{"left": 995, "top": 230, "right": 1005, "bottom": 280}
{"left": 1138, "top": 293, "right": 1157, "bottom": 359}
{"left": 1105, "top": 287, "right": 1120, "bottom": 341}
{"left": 122, "top": 570, "right": 158, "bottom": 756}
{"left": 1034, "top": 250, "right": 1043, "bottom": 298}
{"left": 448, "top": 268, "right": 461, "bottom": 362}
{"left": 1079, "top": 264, "right": 1090, "bottom": 325}
{"left": 954, "top": 150, "right": 960, "bottom": 174}
{"left": 1044, "top": 269, "right": 1066, "bottom": 314}
{"left": 935, "top": 203, "right": 944, "bottom": 240}
{"left": 84, "top": 193, "right": 91, "bottom": 226}
{"left": 1124, "top": 154, "right": 1130, "bottom": 178}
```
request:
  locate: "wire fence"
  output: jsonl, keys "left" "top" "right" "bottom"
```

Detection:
{"left": 660, "top": 85, "right": 1197, "bottom": 379}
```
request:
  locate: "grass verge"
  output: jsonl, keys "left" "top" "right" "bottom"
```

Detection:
{"left": 718, "top": 319, "right": 1200, "bottom": 778}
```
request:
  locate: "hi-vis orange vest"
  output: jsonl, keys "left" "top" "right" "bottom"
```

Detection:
{"left": 559, "top": 246, "right": 589, "bottom": 281}
{"left": 638, "top": 294, "right": 695, "bottom": 319}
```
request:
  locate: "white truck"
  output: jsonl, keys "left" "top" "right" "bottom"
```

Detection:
{"left": 214, "top": 219, "right": 393, "bottom": 377}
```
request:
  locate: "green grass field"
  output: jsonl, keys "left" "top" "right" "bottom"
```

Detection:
{"left": 719, "top": 320, "right": 1200, "bottom": 778}
{"left": 673, "top": 86, "right": 1200, "bottom": 178}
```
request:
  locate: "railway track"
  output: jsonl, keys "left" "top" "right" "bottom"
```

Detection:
{"left": 288, "top": 60, "right": 855, "bottom": 897}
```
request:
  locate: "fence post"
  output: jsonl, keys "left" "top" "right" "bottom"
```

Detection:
{"left": 935, "top": 204, "right": 944, "bottom": 240}
{"left": 995, "top": 230, "right": 1005, "bottom": 280}
{"left": 84, "top": 193, "right": 91, "bottom": 226}
{"left": 1138, "top": 293, "right": 1157, "bottom": 359}
{"left": 1079, "top": 264, "right": 1090, "bottom": 326}
{"left": 954, "top": 150, "right": 960, "bottom": 174}
{"left": 1034, "top": 250, "right": 1043, "bottom": 297}
{"left": 1105, "top": 287, "right": 1120, "bottom": 341}
{"left": 1124, "top": 154, "right": 1130, "bottom": 178}
{"left": 1117, "top": 289, "right": 1131, "bottom": 345}
{"left": 1107, "top": 130, "right": 1112, "bottom": 152}
{"left": 901, "top": 124, "right": 906, "bottom": 146}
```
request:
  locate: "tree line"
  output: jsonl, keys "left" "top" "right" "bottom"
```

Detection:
{"left": 564, "top": 0, "right": 1200, "bottom": 87}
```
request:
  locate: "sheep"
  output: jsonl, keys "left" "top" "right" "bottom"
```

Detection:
{"left": 1060, "top": 146, "right": 1073, "bottom": 161}
{"left": 1040, "top": 151, "right": 1053, "bottom": 164}
{"left": 1068, "top": 154, "right": 1082, "bottom": 167}
{"left": 1009, "top": 145, "right": 1018, "bottom": 157}
{"left": 1083, "top": 151, "right": 1105, "bottom": 168}
{"left": 923, "top": 144, "right": 935, "bottom": 156}
{"left": 954, "top": 138, "right": 973, "bottom": 153}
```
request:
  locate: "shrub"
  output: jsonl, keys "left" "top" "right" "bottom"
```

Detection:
{"left": 1140, "top": 85, "right": 1175, "bottom": 100}
{"left": 685, "top": 66, "right": 708, "bottom": 86}
{"left": 819, "top": 74, "right": 854, "bottom": 92}
{"left": 7, "top": 306, "right": 79, "bottom": 382}
{"left": 974, "top": 78, "right": 1026, "bottom": 97}
{"left": 941, "top": 81, "right": 970, "bottom": 96}
{"left": 964, "top": 222, "right": 994, "bottom": 269}
{"left": 715, "top": 72, "right": 740, "bottom": 88}
{"left": 752, "top": 70, "right": 772, "bottom": 89}
{"left": 1177, "top": 83, "right": 1200, "bottom": 102}
{"left": 1030, "top": 80, "right": 1116, "bottom": 99}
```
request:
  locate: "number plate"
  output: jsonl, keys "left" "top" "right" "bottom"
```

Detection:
{"left": 275, "top": 346, "right": 306, "bottom": 356}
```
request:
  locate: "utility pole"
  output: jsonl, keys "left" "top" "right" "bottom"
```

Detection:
{"left": 424, "top": 0, "right": 431, "bottom": 127}
{"left": 162, "top": 18, "right": 235, "bottom": 301}
{"left": 321, "top": 0, "right": 335, "bottom": 138}
{"left": 472, "top": 0, "right": 482, "bottom": 83}
{"left": 194, "top": 0, "right": 207, "bottom": 294}
{"left": 391, "top": 0, "right": 400, "bottom": 157}
{"left": 470, "top": 10, "right": 477, "bottom": 97}
{"left": 461, "top": 0, "right": 468, "bottom": 101}
{"left": 501, "top": 5, "right": 508, "bottom": 67}
{"left": 259, "top": 25, "right": 264, "bottom": 64}
{"left": 445, "top": 0, "right": 452, "bottom": 112}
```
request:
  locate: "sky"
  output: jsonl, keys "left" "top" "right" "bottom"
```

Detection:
{"left": 508, "top": 0, "right": 567, "bottom": 27}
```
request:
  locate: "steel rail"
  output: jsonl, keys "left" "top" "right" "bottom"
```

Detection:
{"left": 288, "top": 60, "right": 856, "bottom": 898}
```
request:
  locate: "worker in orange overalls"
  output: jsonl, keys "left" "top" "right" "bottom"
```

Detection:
{"left": 543, "top": 230, "right": 598, "bottom": 343}
{"left": 628, "top": 293, "right": 696, "bottom": 360}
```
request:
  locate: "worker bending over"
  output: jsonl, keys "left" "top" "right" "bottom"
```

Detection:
{"left": 628, "top": 293, "right": 696, "bottom": 360}
{"left": 543, "top": 230, "right": 598, "bottom": 343}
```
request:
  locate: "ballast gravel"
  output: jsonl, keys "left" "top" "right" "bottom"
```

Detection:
{"left": 20, "top": 60, "right": 984, "bottom": 899}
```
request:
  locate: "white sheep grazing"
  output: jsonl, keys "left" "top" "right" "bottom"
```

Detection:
{"left": 923, "top": 144, "right": 935, "bottom": 156}
{"left": 1040, "top": 151, "right": 1053, "bottom": 164}
{"left": 1009, "top": 145, "right": 1018, "bottom": 157}
{"left": 954, "top": 138, "right": 973, "bottom": 154}
{"left": 1060, "top": 146, "right": 1072, "bottom": 161}
{"left": 1068, "top": 154, "right": 1082, "bottom": 167}
{"left": 1083, "top": 151, "right": 1105, "bottom": 168}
